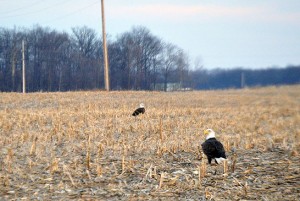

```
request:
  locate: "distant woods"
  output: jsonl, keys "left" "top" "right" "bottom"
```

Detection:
{"left": 0, "top": 25, "right": 299, "bottom": 92}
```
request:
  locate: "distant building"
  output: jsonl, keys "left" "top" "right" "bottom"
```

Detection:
{"left": 152, "top": 83, "right": 192, "bottom": 92}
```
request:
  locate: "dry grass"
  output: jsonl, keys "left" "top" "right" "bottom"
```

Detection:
{"left": 0, "top": 85, "right": 300, "bottom": 200}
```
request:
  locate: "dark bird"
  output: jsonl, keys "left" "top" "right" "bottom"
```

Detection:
{"left": 201, "top": 129, "right": 227, "bottom": 165}
{"left": 132, "top": 103, "right": 145, "bottom": 116}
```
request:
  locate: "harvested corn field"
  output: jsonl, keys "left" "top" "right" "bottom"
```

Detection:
{"left": 0, "top": 85, "right": 300, "bottom": 200}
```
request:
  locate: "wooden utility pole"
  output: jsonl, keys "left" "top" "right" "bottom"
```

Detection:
{"left": 101, "top": 0, "right": 110, "bottom": 91}
{"left": 22, "top": 40, "right": 26, "bottom": 93}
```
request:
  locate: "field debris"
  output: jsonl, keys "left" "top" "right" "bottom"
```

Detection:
{"left": 0, "top": 86, "right": 300, "bottom": 200}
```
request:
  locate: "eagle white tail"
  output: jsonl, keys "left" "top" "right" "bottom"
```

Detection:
{"left": 215, "top": 157, "right": 227, "bottom": 164}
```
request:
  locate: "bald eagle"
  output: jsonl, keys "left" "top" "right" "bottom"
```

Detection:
{"left": 201, "top": 129, "right": 226, "bottom": 164}
{"left": 132, "top": 103, "right": 145, "bottom": 116}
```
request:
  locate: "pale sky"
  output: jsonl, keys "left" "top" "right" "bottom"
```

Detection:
{"left": 1, "top": 0, "right": 300, "bottom": 69}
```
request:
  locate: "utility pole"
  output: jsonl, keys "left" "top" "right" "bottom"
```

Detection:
{"left": 101, "top": 0, "right": 110, "bottom": 91}
{"left": 241, "top": 71, "right": 245, "bottom": 89}
{"left": 22, "top": 40, "right": 26, "bottom": 93}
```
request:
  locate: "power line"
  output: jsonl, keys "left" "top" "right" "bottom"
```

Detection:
{"left": 0, "top": 0, "right": 42, "bottom": 15}
{"left": 43, "top": 0, "right": 100, "bottom": 25}
{"left": 0, "top": 0, "right": 74, "bottom": 19}
{"left": 0, "top": 0, "right": 100, "bottom": 28}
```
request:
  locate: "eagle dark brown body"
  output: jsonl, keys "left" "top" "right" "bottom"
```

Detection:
{"left": 132, "top": 103, "right": 145, "bottom": 116}
{"left": 132, "top": 107, "right": 145, "bottom": 116}
{"left": 201, "top": 137, "right": 226, "bottom": 164}
{"left": 201, "top": 129, "right": 227, "bottom": 165}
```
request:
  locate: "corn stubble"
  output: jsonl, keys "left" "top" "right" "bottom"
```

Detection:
{"left": 0, "top": 86, "right": 299, "bottom": 200}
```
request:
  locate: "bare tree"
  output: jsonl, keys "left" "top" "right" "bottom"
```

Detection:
{"left": 159, "top": 43, "right": 179, "bottom": 91}
{"left": 114, "top": 26, "right": 162, "bottom": 90}
{"left": 175, "top": 49, "right": 189, "bottom": 88}
{"left": 71, "top": 26, "right": 102, "bottom": 89}
{"left": 0, "top": 25, "right": 198, "bottom": 92}
{"left": 0, "top": 28, "right": 23, "bottom": 92}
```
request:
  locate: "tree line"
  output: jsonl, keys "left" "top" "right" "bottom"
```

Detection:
{"left": 0, "top": 25, "right": 299, "bottom": 92}
{"left": 191, "top": 66, "right": 300, "bottom": 90}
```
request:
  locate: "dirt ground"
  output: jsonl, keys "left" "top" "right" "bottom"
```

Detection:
{"left": 0, "top": 86, "right": 300, "bottom": 200}
{"left": 1, "top": 146, "right": 300, "bottom": 200}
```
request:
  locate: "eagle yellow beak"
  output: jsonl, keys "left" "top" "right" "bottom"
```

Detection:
{"left": 204, "top": 130, "right": 209, "bottom": 135}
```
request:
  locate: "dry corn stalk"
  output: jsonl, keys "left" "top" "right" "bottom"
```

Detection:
{"left": 158, "top": 172, "right": 165, "bottom": 189}
{"left": 205, "top": 188, "right": 212, "bottom": 199}
{"left": 145, "top": 164, "right": 153, "bottom": 180}
{"left": 198, "top": 165, "right": 202, "bottom": 188}
{"left": 50, "top": 158, "right": 59, "bottom": 174}
{"left": 159, "top": 118, "right": 163, "bottom": 142}
{"left": 231, "top": 152, "right": 237, "bottom": 173}
{"left": 6, "top": 148, "right": 14, "bottom": 173}
{"left": 96, "top": 165, "right": 102, "bottom": 177}
{"left": 30, "top": 137, "right": 38, "bottom": 156}
{"left": 121, "top": 155, "right": 125, "bottom": 174}
{"left": 86, "top": 169, "right": 92, "bottom": 180}
{"left": 225, "top": 140, "right": 230, "bottom": 152}
{"left": 86, "top": 134, "right": 91, "bottom": 169}
{"left": 98, "top": 143, "right": 104, "bottom": 158}
{"left": 243, "top": 181, "right": 248, "bottom": 196}
{"left": 200, "top": 153, "right": 207, "bottom": 178}
{"left": 223, "top": 159, "right": 228, "bottom": 174}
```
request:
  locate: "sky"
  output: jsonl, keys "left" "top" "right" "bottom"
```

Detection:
{"left": 1, "top": 0, "right": 300, "bottom": 69}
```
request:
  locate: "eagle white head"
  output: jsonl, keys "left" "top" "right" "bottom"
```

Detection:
{"left": 139, "top": 103, "right": 145, "bottom": 108}
{"left": 204, "top": 129, "right": 216, "bottom": 140}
